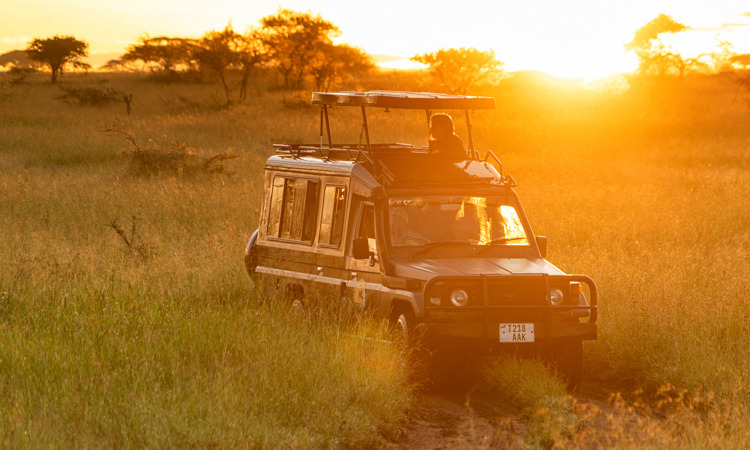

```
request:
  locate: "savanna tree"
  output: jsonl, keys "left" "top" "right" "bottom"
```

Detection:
{"left": 260, "top": 9, "right": 340, "bottom": 88}
{"left": 308, "top": 43, "right": 373, "bottom": 91}
{"left": 0, "top": 50, "right": 34, "bottom": 69}
{"left": 411, "top": 47, "right": 503, "bottom": 94}
{"left": 193, "top": 25, "right": 241, "bottom": 102}
{"left": 192, "top": 25, "right": 266, "bottom": 103}
{"left": 710, "top": 38, "right": 736, "bottom": 73}
{"left": 26, "top": 35, "right": 88, "bottom": 82}
{"left": 625, "top": 14, "right": 688, "bottom": 77}
{"left": 236, "top": 28, "right": 266, "bottom": 101}
{"left": 731, "top": 54, "right": 750, "bottom": 108}
{"left": 730, "top": 53, "right": 750, "bottom": 70}
{"left": 121, "top": 35, "right": 196, "bottom": 74}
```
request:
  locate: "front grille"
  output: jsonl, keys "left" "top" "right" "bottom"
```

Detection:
{"left": 486, "top": 279, "right": 547, "bottom": 306}
{"left": 424, "top": 274, "right": 599, "bottom": 325}
{"left": 435, "top": 278, "right": 548, "bottom": 307}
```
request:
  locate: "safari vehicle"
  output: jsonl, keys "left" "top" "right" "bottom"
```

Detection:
{"left": 245, "top": 91, "right": 597, "bottom": 383}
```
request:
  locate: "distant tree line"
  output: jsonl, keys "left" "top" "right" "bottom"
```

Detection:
{"left": 624, "top": 13, "right": 750, "bottom": 77}
{"left": 4, "top": 9, "right": 750, "bottom": 99}
{"left": 107, "top": 9, "right": 375, "bottom": 102}
{"left": 0, "top": 10, "right": 376, "bottom": 102}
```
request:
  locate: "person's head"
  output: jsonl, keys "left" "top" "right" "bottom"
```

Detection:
{"left": 390, "top": 208, "right": 409, "bottom": 236}
{"left": 429, "top": 113, "right": 455, "bottom": 139}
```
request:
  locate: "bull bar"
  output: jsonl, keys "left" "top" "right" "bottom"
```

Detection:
{"left": 423, "top": 274, "right": 598, "bottom": 342}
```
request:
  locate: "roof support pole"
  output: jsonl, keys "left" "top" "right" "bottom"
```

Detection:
{"left": 360, "top": 106, "right": 371, "bottom": 152}
{"left": 323, "top": 105, "right": 333, "bottom": 149}
{"left": 465, "top": 109, "right": 475, "bottom": 155}
{"left": 425, "top": 109, "right": 431, "bottom": 135}
{"left": 319, "top": 107, "right": 324, "bottom": 156}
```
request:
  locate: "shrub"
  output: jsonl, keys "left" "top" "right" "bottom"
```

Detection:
{"left": 56, "top": 86, "right": 122, "bottom": 106}
{"left": 105, "top": 127, "right": 237, "bottom": 176}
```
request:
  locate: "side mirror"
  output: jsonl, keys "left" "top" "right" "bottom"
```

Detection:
{"left": 352, "top": 237, "right": 371, "bottom": 260}
{"left": 536, "top": 236, "right": 548, "bottom": 258}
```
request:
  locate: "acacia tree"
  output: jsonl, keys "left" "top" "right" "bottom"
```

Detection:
{"left": 0, "top": 50, "right": 33, "bottom": 69}
{"left": 236, "top": 28, "right": 266, "bottom": 101}
{"left": 308, "top": 43, "right": 373, "bottom": 91}
{"left": 411, "top": 47, "right": 503, "bottom": 94}
{"left": 731, "top": 53, "right": 750, "bottom": 108}
{"left": 121, "top": 35, "right": 196, "bottom": 75}
{"left": 711, "top": 39, "right": 736, "bottom": 73}
{"left": 191, "top": 25, "right": 266, "bottom": 103}
{"left": 730, "top": 53, "right": 750, "bottom": 70}
{"left": 260, "top": 9, "right": 340, "bottom": 89}
{"left": 625, "top": 14, "right": 688, "bottom": 77}
{"left": 26, "top": 35, "right": 88, "bottom": 82}
{"left": 193, "top": 26, "right": 240, "bottom": 103}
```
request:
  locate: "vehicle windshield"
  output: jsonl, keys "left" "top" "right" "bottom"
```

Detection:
{"left": 388, "top": 196, "right": 530, "bottom": 247}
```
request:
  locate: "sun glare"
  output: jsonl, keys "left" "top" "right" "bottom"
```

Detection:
{"left": 376, "top": 58, "right": 425, "bottom": 71}
{"left": 3, "top": 1, "right": 750, "bottom": 81}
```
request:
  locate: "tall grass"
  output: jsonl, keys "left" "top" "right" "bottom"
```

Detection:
{"left": 1, "top": 70, "right": 749, "bottom": 446}
{"left": 0, "top": 72, "right": 410, "bottom": 447}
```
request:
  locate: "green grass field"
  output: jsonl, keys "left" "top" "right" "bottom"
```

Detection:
{"left": 1, "top": 70, "right": 749, "bottom": 447}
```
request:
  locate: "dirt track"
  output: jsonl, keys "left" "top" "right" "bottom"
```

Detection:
{"left": 398, "top": 390, "right": 524, "bottom": 449}
{"left": 397, "top": 381, "right": 644, "bottom": 449}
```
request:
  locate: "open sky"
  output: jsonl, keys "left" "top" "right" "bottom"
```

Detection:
{"left": 3, "top": 0, "right": 750, "bottom": 79}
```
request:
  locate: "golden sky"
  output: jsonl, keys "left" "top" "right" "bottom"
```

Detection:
{"left": 3, "top": 0, "right": 750, "bottom": 79}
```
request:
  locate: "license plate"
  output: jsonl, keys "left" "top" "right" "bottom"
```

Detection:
{"left": 499, "top": 323, "right": 534, "bottom": 343}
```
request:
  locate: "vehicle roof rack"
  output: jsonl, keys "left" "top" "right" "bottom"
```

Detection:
{"left": 311, "top": 90, "right": 496, "bottom": 110}
{"left": 311, "top": 91, "right": 495, "bottom": 158}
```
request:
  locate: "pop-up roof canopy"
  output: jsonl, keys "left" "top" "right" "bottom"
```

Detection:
{"left": 273, "top": 90, "right": 512, "bottom": 187}
{"left": 311, "top": 90, "right": 496, "bottom": 110}
{"left": 310, "top": 90, "right": 496, "bottom": 154}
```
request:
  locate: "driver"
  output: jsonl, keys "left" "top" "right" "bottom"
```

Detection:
{"left": 390, "top": 208, "right": 428, "bottom": 246}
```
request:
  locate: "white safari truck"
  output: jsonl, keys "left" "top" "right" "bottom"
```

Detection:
{"left": 245, "top": 91, "right": 597, "bottom": 384}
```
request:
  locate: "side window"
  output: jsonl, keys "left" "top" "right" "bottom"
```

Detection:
{"left": 358, "top": 203, "right": 378, "bottom": 257}
{"left": 267, "top": 176, "right": 285, "bottom": 238}
{"left": 267, "top": 176, "right": 320, "bottom": 242}
{"left": 319, "top": 185, "right": 347, "bottom": 247}
{"left": 358, "top": 203, "right": 375, "bottom": 239}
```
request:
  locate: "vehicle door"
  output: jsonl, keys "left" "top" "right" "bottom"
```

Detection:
{"left": 346, "top": 201, "right": 382, "bottom": 309}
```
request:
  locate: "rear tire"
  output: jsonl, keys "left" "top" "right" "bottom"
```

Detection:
{"left": 284, "top": 284, "right": 305, "bottom": 309}
{"left": 244, "top": 229, "right": 259, "bottom": 282}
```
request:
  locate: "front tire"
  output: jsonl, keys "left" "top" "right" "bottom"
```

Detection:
{"left": 395, "top": 310, "right": 415, "bottom": 345}
{"left": 545, "top": 338, "right": 584, "bottom": 388}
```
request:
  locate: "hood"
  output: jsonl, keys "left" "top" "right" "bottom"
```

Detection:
{"left": 391, "top": 257, "right": 565, "bottom": 281}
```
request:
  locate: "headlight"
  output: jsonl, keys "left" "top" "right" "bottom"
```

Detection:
{"left": 549, "top": 288, "right": 564, "bottom": 306}
{"left": 570, "top": 282, "right": 586, "bottom": 305}
{"left": 450, "top": 289, "right": 469, "bottom": 307}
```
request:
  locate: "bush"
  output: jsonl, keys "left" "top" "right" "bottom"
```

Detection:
{"left": 56, "top": 86, "right": 122, "bottom": 106}
{"left": 106, "top": 127, "right": 237, "bottom": 176}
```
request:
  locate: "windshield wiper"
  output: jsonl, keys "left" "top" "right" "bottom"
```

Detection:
{"left": 474, "top": 237, "right": 528, "bottom": 256}
{"left": 409, "top": 241, "right": 472, "bottom": 259}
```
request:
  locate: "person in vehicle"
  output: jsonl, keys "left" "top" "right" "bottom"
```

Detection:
{"left": 453, "top": 201, "right": 482, "bottom": 243}
{"left": 390, "top": 207, "right": 428, "bottom": 246}
{"left": 428, "top": 113, "right": 466, "bottom": 161}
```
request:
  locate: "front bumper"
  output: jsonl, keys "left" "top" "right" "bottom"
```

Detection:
{"left": 423, "top": 274, "right": 598, "bottom": 345}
